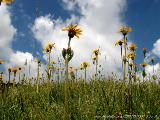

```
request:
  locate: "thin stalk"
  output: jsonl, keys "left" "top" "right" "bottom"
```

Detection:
{"left": 123, "top": 35, "right": 127, "bottom": 82}
{"left": 58, "top": 69, "right": 60, "bottom": 82}
{"left": 8, "top": 72, "right": 11, "bottom": 83}
{"left": 48, "top": 53, "right": 51, "bottom": 83}
{"left": 36, "top": 62, "right": 40, "bottom": 93}
{"left": 132, "top": 59, "right": 136, "bottom": 82}
{"left": 19, "top": 72, "right": 21, "bottom": 83}
{"left": 61, "top": 71, "right": 63, "bottom": 82}
{"left": 153, "top": 64, "right": 154, "bottom": 75}
{"left": 121, "top": 45, "right": 122, "bottom": 58}
{"left": 75, "top": 69, "right": 78, "bottom": 82}
{"left": 121, "top": 45, "right": 123, "bottom": 77}
{"left": 13, "top": 73, "right": 16, "bottom": 87}
{"left": 0, "top": 73, "right": 2, "bottom": 82}
{"left": 95, "top": 59, "right": 98, "bottom": 80}
{"left": 84, "top": 68, "right": 87, "bottom": 81}
{"left": 64, "top": 37, "right": 71, "bottom": 120}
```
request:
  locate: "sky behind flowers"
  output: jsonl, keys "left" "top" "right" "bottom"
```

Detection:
{"left": 0, "top": 0, "right": 160, "bottom": 78}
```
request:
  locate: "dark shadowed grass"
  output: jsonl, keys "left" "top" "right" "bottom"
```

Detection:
{"left": 0, "top": 80, "right": 160, "bottom": 120}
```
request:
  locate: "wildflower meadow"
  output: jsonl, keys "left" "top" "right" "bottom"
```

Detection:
{"left": 0, "top": 0, "right": 160, "bottom": 120}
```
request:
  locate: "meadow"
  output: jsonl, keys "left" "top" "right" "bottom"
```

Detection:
{"left": 0, "top": 1, "right": 160, "bottom": 120}
{"left": 0, "top": 80, "right": 160, "bottom": 120}
{"left": 0, "top": 25, "right": 160, "bottom": 120}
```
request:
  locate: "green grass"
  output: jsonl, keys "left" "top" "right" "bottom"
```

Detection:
{"left": 0, "top": 80, "right": 160, "bottom": 120}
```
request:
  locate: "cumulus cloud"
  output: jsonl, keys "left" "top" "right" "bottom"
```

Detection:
{"left": 0, "top": 4, "right": 16, "bottom": 60}
{"left": 4, "top": 51, "right": 45, "bottom": 82}
{"left": 146, "top": 63, "right": 160, "bottom": 75}
{"left": 32, "top": 0, "right": 127, "bottom": 78}
{"left": 0, "top": 5, "right": 40, "bottom": 81}
{"left": 32, "top": 15, "right": 55, "bottom": 44}
{"left": 152, "top": 39, "right": 160, "bottom": 57}
{"left": 145, "top": 38, "right": 160, "bottom": 78}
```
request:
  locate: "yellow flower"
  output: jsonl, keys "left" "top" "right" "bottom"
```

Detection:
{"left": 78, "top": 66, "right": 84, "bottom": 70}
{"left": 140, "top": 62, "right": 148, "bottom": 68}
{"left": 127, "top": 53, "right": 136, "bottom": 60}
{"left": 36, "top": 59, "right": 41, "bottom": 65}
{"left": 128, "top": 43, "right": 137, "bottom": 51}
{"left": 62, "top": 24, "right": 82, "bottom": 38}
{"left": 115, "top": 39, "right": 124, "bottom": 46}
{"left": 44, "top": 43, "right": 55, "bottom": 53}
{"left": 69, "top": 67, "right": 74, "bottom": 73}
{"left": 51, "top": 61, "right": 56, "bottom": 64}
{"left": 129, "top": 63, "right": 133, "bottom": 68}
{"left": 143, "top": 48, "right": 147, "bottom": 54}
{"left": 119, "top": 26, "right": 132, "bottom": 36}
{"left": 11, "top": 68, "right": 18, "bottom": 74}
{"left": 8, "top": 68, "right": 11, "bottom": 72}
{"left": 92, "top": 57, "right": 97, "bottom": 61}
{"left": 56, "top": 67, "right": 60, "bottom": 71}
{"left": 0, "top": 60, "right": 4, "bottom": 65}
{"left": 57, "top": 67, "right": 65, "bottom": 71}
{"left": 48, "top": 66, "right": 54, "bottom": 70}
{"left": 75, "top": 68, "right": 79, "bottom": 71}
{"left": 81, "top": 62, "right": 90, "bottom": 69}
{"left": 92, "top": 57, "right": 97, "bottom": 64}
{"left": 1, "top": 0, "right": 13, "bottom": 5}
{"left": 93, "top": 49, "right": 100, "bottom": 56}
{"left": 60, "top": 68, "right": 64, "bottom": 71}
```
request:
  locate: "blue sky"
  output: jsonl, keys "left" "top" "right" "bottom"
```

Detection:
{"left": 10, "top": 0, "right": 80, "bottom": 61}
{"left": 125, "top": 0, "right": 160, "bottom": 63}
{"left": 10, "top": 0, "right": 160, "bottom": 62}
{"left": 11, "top": 0, "right": 69, "bottom": 55}
{"left": 1, "top": 0, "right": 160, "bottom": 76}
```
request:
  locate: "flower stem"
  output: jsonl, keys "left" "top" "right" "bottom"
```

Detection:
{"left": 85, "top": 68, "right": 87, "bottom": 81}
{"left": 8, "top": 72, "right": 11, "bottom": 83}
{"left": 64, "top": 37, "right": 71, "bottom": 120}
{"left": 36, "top": 62, "right": 40, "bottom": 93}
{"left": 48, "top": 53, "right": 51, "bottom": 83}
{"left": 123, "top": 35, "right": 127, "bottom": 82}
{"left": 96, "top": 59, "right": 98, "bottom": 80}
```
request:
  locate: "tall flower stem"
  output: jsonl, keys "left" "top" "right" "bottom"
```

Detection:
{"left": 65, "top": 37, "right": 71, "bottom": 82}
{"left": 95, "top": 59, "right": 98, "bottom": 80}
{"left": 62, "top": 24, "right": 82, "bottom": 120}
{"left": 48, "top": 53, "right": 51, "bottom": 84}
{"left": 64, "top": 37, "right": 71, "bottom": 120}
{"left": 19, "top": 72, "right": 21, "bottom": 83}
{"left": 84, "top": 68, "right": 87, "bottom": 81}
{"left": 75, "top": 69, "right": 78, "bottom": 81}
{"left": 132, "top": 59, "right": 136, "bottom": 82}
{"left": 121, "top": 46, "right": 123, "bottom": 76}
{"left": 123, "top": 35, "right": 127, "bottom": 82}
{"left": 121, "top": 45, "right": 123, "bottom": 59}
{"left": 61, "top": 70, "right": 63, "bottom": 81}
{"left": 0, "top": 72, "right": 3, "bottom": 82}
{"left": 36, "top": 61, "right": 40, "bottom": 93}
{"left": 13, "top": 73, "right": 16, "bottom": 87}
{"left": 8, "top": 72, "right": 10, "bottom": 83}
{"left": 57, "top": 69, "right": 60, "bottom": 82}
{"left": 8, "top": 70, "right": 11, "bottom": 83}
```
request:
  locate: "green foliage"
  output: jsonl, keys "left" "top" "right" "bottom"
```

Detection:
{"left": 0, "top": 80, "right": 160, "bottom": 120}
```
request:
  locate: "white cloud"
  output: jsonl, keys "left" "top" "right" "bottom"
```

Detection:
{"left": 32, "top": 15, "right": 55, "bottom": 44}
{"left": 0, "top": 4, "right": 16, "bottom": 60}
{"left": 146, "top": 38, "right": 160, "bottom": 80}
{"left": 4, "top": 51, "right": 45, "bottom": 82}
{"left": 32, "top": 0, "right": 127, "bottom": 78}
{"left": 146, "top": 63, "right": 160, "bottom": 75}
{"left": 152, "top": 39, "right": 160, "bottom": 57}
{"left": 0, "top": 5, "right": 41, "bottom": 82}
